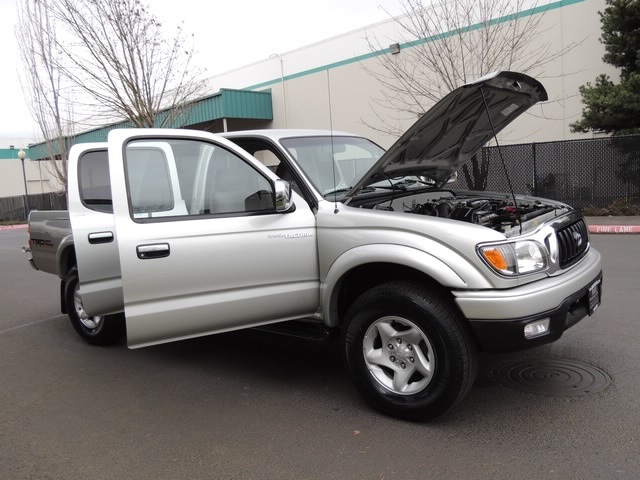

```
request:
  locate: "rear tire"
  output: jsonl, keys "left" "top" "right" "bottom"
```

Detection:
{"left": 343, "top": 281, "right": 477, "bottom": 421}
{"left": 65, "top": 267, "right": 125, "bottom": 345}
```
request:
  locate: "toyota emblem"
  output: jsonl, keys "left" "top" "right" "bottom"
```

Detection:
{"left": 573, "top": 231, "right": 583, "bottom": 248}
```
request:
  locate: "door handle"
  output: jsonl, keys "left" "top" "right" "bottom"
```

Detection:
{"left": 137, "top": 243, "right": 170, "bottom": 259}
{"left": 88, "top": 231, "right": 114, "bottom": 244}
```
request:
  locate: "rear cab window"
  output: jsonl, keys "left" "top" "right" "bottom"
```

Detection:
{"left": 78, "top": 150, "right": 113, "bottom": 213}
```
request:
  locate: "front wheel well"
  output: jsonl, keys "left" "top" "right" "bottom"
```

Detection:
{"left": 334, "top": 263, "right": 457, "bottom": 327}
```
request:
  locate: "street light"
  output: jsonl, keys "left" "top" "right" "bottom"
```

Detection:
{"left": 18, "top": 148, "right": 30, "bottom": 219}
{"left": 269, "top": 53, "right": 288, "bottom": 128}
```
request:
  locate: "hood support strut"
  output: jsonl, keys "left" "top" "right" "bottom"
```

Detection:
{"left": 479, "top": 86, "right": 523, "bottom": 235}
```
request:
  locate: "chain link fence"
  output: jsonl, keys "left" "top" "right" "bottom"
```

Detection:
{"left": 2, "top": 136, "right": 639, "bottom": 220}
{"left": 456, "top": 135, "right": 640, "bottom": 209}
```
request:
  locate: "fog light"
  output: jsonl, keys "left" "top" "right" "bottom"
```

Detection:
{"left": 524, "top": 318, "right": 550, "bottom": 339}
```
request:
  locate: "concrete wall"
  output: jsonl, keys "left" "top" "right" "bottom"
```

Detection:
{"left": 204, "top": 0, "right": 615, "bottom": 149}
{"left": 0, "top": 154, "right": 64, "bottom": 197}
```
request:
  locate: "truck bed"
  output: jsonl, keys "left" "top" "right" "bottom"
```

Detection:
{"left": 27, "top": 210, "right": 71, "bottom": 277}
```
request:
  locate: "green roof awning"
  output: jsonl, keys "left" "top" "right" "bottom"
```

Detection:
{"left": 28, "top": 88, "right": 273, "bottom": 160}
{"left": 185, "top": 88, "right": 273, "bottom": 124}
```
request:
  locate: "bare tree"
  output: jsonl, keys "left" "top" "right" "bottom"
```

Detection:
{"left": 366, "top": 0, "right": 568, "bottom": 132}
{"left": 16, "top": 0, "right": 206, "bottom": 188}
{"left": 364, "top": 0, "right": 578, "bottom": 190}
{"left": 16, "top": 0, "right": 72, "bottom": 188}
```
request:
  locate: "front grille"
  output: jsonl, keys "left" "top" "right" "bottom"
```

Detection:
{"left": 557, "top": 219, "right": 589, "bottom": 268}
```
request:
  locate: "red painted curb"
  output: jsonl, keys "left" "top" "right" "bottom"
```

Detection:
{"left": 588, "top": 225, "right": 640, "bottom": 234}
{"left": 0, "top": 224, "right": 27, "bottom": 231}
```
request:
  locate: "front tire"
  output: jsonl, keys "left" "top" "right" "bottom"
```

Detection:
{"left": 65, "top": 267, "right": 125, "bottom": 345}
{"left": 343, "top": 281, "right": 477, "bottom": 421}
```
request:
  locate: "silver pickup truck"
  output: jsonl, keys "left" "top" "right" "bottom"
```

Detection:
{"left": 26, "top": 72, "right": 602, "bottom": 421}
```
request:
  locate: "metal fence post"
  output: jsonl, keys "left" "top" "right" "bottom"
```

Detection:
{"left": 532, "top": 143, "right": 537, "bottom": 196}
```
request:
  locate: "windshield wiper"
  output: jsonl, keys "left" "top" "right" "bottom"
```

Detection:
{"left": 323, "top": 187, "right": 351, "bottom": 197}
{"left": 324, "top": 186, "right": 376, "bottom": 197}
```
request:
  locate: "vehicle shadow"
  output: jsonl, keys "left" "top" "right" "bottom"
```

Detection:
{"left": 53, "top": 317, "right": 609, "bottom": 425}
{"left": 122, "top": 326, "right": 351, "bottom": 395}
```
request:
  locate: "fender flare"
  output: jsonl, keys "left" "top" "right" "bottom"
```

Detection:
{"left": 56, "top": 234, "right": 75, "bottom": 280}
{"left": 321, "top": 244, "right": 469, "bottom": 327}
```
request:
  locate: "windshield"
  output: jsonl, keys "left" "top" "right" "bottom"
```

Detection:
{"left": 279, "top": 136, "right": 385, "bottom": 196}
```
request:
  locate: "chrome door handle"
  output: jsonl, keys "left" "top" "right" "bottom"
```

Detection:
{"left": 88, "top": 231, "right": 114, "bottom": 244}
{"left": 137, "top": 243, "right": 170, "bottom": 259}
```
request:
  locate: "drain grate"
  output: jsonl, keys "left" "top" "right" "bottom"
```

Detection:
{"left": 494, "top": 359, "right": 610, "bottom": 397}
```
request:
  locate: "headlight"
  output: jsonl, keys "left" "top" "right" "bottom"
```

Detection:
{"left": 478, "top": 240, "right": 547, "bottom": 276}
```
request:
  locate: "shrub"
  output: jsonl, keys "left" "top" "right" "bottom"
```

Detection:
{"left": 582, "top": 198, "right": 640, "bottom": 216}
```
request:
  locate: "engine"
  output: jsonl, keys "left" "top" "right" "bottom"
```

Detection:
{"left": 398, "top": 195, "right": 559, "bottom": 233}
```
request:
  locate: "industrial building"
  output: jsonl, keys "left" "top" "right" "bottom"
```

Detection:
{"left": 1, "top": 0, "right": 614, "bottom": 201}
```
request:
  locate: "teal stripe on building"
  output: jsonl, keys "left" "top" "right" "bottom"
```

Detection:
{"left": 246, "top": 0, "right": 585, "bottom": 90}
{"left": 0, "top": 148, "right": 30, "bottom": 160}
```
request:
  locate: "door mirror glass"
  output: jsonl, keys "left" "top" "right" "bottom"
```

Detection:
{"left": 275, "top": 179, "right": 293, "bottom": 212}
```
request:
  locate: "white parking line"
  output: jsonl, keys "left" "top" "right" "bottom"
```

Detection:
{"left": 0, "top": 316, "right": 61, "bottom": 336}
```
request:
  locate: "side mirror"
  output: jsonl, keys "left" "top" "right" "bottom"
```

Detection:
{"left": 274, "top": 179, "right": 294, "bottom": 212}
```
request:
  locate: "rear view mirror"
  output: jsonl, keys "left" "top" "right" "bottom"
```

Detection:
{"left": 274, "top": 179, "right": 294, "bottom": 212}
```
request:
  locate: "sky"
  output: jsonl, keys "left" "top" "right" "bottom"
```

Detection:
{"left": 0, "top": 0, "right": 404, "bottom": 147}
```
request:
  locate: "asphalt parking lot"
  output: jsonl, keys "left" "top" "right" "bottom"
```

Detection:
{"left": 1, "top": 227, "right": 639, "bottom": 479}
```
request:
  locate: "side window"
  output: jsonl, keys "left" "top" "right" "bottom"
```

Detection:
{"left": 78, "top": 150, "right": 113, "bottom": 213}
{"left": 201, "top": 147, "right": 274, "bottom": 214}
{"left": 124, "top": 139, "right": 275, "bottom": 221}
{"left": 226, "top": 138, "right": 303, "bottom": 197}
{"left": 252, "top": 149, "right": 281, "bottom": 172}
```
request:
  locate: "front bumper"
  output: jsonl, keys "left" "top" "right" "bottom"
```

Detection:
{"left": 454, "top": 249, "right": 602, "bottom": 352}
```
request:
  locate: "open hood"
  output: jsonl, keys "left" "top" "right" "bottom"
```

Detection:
{"left": 345, "top": 71, "right": 548, "bottom": 199}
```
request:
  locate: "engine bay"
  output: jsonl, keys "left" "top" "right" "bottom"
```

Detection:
{"left": 363, "top": 191, "right": 568, "bottom": 236}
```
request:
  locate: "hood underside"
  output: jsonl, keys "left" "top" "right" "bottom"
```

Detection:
{"left": 346, "top": 71, "right": 548, "bottom": 198}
